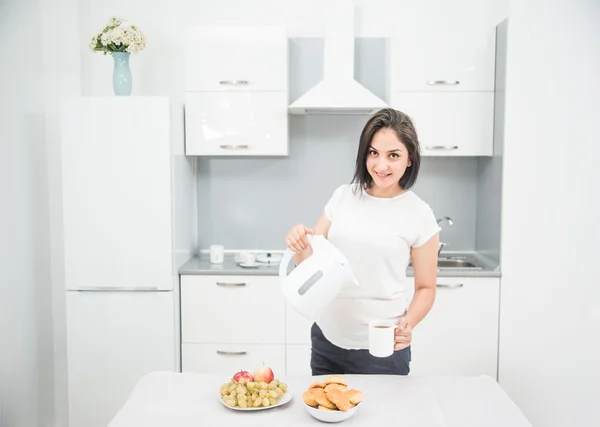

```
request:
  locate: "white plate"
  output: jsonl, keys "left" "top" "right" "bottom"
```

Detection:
{"left": 219, "top": 389, "right": 293, "bottom": 411}
{"left": 238, "top": 262, "right": 259, "bottom": 268}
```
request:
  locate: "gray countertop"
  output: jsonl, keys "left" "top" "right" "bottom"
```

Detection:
{"left": 178, "top": 251, "right": 501, "bottom": 278}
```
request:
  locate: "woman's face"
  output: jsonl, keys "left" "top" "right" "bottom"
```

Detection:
{"left": 366, "top": 127, "right": 412, "bottom": 190}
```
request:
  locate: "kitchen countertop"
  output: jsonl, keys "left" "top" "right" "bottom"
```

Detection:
{"left": 107, "top": 371, "right": 530, "bottom": 427}
{"left": 178, "top": 251, "right": 501, "bottom": 278}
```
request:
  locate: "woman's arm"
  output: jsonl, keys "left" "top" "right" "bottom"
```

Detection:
{"left": 405, "top": 233, "right": 439, "bottom": 328}
{"left": 292, "top": 212, "right": 332, "bottom": 265}
{"left": 394, "top": 233, "right": 439, "bottom": 351}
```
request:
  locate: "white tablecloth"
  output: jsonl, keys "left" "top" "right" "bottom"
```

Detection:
{"left": 107, "top": 372, "right": 532, "bottom": 427}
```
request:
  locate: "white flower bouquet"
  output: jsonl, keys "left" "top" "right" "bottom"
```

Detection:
{"left": 89, "top": 16, "right": 147, "bottom": 55}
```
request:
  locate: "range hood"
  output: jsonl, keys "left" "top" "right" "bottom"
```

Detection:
{"left": 288, "top": 0, "right": 389, "bottom": 115}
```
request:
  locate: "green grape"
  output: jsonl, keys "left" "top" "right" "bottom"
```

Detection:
{"left": 259, "top": 390, "right": 267, "bottom": 398}
{"left": 262, "top": 397, "right": 270, "bottom": 407}
{"left": 269, "top": 397, "right": 277, "bottom": 406}
{"left": 268, "top": 390, "right": 278, "bottom": 399}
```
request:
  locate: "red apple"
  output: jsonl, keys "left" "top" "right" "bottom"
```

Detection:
{"left": 253, "top": 364, "right": 274, "bottom": 384}
{"left": 233, "top": 370, "right": 253, "bottom": 383}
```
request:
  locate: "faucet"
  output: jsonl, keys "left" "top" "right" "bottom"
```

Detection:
{"left": 436, "top": 216, "right": 454, "bottom": 257}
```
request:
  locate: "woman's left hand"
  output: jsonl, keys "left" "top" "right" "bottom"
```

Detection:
{"left": 394, "top": 316, "right": 413, "bottom": 351}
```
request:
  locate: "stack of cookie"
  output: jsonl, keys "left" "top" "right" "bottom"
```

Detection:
{"left": 302, "top": 375, "right": 364, "bottom": 412}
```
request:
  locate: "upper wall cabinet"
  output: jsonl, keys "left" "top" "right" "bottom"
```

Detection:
{"left": 389, "top": 26, "right": 497, "bottom": 157}
{"left": 389, "top": 28, "right": 496, "bottom": 92}
{"left": 184, "top": 26, "right": 289, "bottom": 156}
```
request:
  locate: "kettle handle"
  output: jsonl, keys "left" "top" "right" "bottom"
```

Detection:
{"left": 278, "top": 234, "right": 315, "bottom": 277}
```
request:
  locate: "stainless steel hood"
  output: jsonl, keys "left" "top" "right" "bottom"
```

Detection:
{"left": 288, "top": 0, "right": 389, "bottom": 115}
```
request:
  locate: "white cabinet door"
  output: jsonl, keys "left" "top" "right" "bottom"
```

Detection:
{"left": 182, "top": 343, "right": 286, "bottom": 378}
{"left": 59, "top": 97, "right": 174, "bottom": 290}
{"left": 181, "top": 275, "right": 286, "bottom": 344}
{"left": 285, "top": 302, "right": 313, "bottom": 344}
{"left": 390, "top": 28, "right": 496, "bottom": 92}
{"left": 407, "top": 277, "right": 499, "bottom": 378}
{"left": 391, "top": 92, "right": 494, "bottom": 156}
{"left": 185, "top": 26, "right": 287, "bottom": 92}
{"left": 184, "top": 91, "right": 289, "bottom": 156}
{"left": 66, "top": 291, "right": 176, "bottom": 427}
{"left": 286, "top": 344, "right": 312, "bottom": 376}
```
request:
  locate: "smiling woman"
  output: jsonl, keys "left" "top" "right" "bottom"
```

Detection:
{"left": 284, "top": 108, "right": 440, "bottom": 376}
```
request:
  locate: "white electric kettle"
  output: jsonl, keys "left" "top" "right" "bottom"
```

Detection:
{"left": 278, "top": 234, "right": 359, "bottom": 320}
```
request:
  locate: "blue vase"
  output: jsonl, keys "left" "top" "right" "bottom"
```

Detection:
{"left": 112, "top": 52, "right": 132, "bottom": 96}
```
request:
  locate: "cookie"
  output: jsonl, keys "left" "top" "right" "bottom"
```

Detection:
{"left": 324, "top": 375, "right": 348, "bottom": 387}
{"left": 312, "top": 387, "right": 336, "bottom": 409}
{"left": 345, "top": 389, "right": 364, "bottom": 405}
{"left": 302, "top": 389, "right": 318, "bottom": 407}
{"left": 326, "top": 387, "right": 352, "bottom": 412}
{"left": 318, "top": 405, "right": 335, "bottom": 411}
{"left": 308, "top": 381, "right": 326, "bottom": 389}
{"left": 324, "top": 383, "right": 348, "bottom": 393}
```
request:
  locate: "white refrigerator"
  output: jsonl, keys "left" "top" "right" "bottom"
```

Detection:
{"left": 59, "top": 97, "right": 179, "bottom": 427}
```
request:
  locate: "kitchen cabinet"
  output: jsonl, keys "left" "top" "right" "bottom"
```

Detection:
{"left": 182, "top": 343, "right": 286, "bottom": 377}
{"left": 180, "top": 275, "right": 287, "bottom": 375}
{"left": 184, "top": 25, "right": 289, "bottom": 156}
{"left": 185, "top": 26, "right": 287, "bottom": 92}
{"left": 407, "top": 277, "right": 500, "bottom": 378}
{"left": 391, "top": 92, "right": 494, "bottom": 156}
{"left": 389, "top": 28, "right": 496, "bottom": 92}
{"left": 181, "top": 274, "right": 499, "bottom": 378}
{"left": 184, "top": 91, "right": 288, "bottom": 156}
{"left": 389, "top": 26, "right": 496, "bottom": 157}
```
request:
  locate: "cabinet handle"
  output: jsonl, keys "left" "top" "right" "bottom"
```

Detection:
{"left": 425, "top": 146, "right": 459, "bottom": 150}
{"left": 427, "top": 80, "right": 460, "bottom": 85}
{"left": 216, "top": 350, "right": 248, "bottom": 356}
{"left": 219, "top": 80, "right": 249, "bottom": 85}
{"left": 220, "top": 144, "right": 250, "bottom": 150}
{"left": 216, "top": 282, "right": 247, "bottom": 287}
{"left": 437, "top": 283, "right": 464, "bottom": 289}
{"left": 74, "top": 286, "right": 159, "bottom": 291}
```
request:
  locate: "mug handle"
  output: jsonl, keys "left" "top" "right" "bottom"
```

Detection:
{"left": 278, "top": 234, "right": 315, "bottom": 277}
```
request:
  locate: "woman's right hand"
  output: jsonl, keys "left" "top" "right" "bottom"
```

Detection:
{"left": 286, "top": 224, "right": 315, "bottom": 253}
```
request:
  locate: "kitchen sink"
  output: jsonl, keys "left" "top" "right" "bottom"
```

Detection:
{"left": 437, "top": 259, "right": 479, "bottom": 269}
{"left": 409, "top": 256, "right": 483, "bottom": 270}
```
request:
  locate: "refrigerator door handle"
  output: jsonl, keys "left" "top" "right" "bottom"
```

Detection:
{"left": 73, "top": 286, "right": 160, "bottom": 292}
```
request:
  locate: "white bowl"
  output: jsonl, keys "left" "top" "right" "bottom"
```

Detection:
{"left": 303, "top": 401, "right": 361, "bottom": 423}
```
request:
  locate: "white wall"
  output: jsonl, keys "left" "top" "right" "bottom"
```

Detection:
{"left": 0, "top": 0, "right": 54, "bottom": 426}
{"left": 499, "top": 1, "right": 600, "bottom": 426}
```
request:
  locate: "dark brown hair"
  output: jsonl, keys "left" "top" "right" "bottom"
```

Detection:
{"left": 351, "top": 108, "right": 421, "bottom": 192}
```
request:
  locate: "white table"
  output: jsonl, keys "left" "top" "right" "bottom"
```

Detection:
{"left": 107, "top": 372, "right": 532, "bottom": 427}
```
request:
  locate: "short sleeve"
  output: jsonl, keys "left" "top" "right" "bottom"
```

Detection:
{"left": 412, "top": 205, "right": 441, "bottom": 247}
{"left": 324, "top": 185, "right": 348, "bottom": 222}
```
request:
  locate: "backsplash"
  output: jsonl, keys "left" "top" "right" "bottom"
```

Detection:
{"left": 197, "top": 128, "right": 481, "bottom": 250}
{"left": 195, "top": 37, "right": 501, "bottom": 254}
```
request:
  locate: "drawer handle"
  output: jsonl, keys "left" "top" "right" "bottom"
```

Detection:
{"left": 220, "top": 144, "right": 250, "bottom": 150}
{"left": 427, "top": 80, "right": 460, "bottom": 85}
{"left": 425, "top": 146, "right": 459, "bottom": 150}
{"left": 216, "top": 350, "right": 247, "bottom": 356}
{"left": 216, "top": 282, "right": 247, "bottom": 287}
{"left": 219, "top": 80, "right": 249, "bottom": 85}
{"left": 437, "top": 283, "right": 464, "bottom": 289}
{"left": 74, "top": 286, "right": 159, "bottom": 291}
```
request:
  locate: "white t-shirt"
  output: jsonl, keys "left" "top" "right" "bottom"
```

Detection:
{"left": 315, "top": 183, "right": 440, "bottom": 350}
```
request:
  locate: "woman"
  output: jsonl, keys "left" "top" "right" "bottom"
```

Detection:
{"left": 285, "top": 108, "right": 440, "bottom": 376}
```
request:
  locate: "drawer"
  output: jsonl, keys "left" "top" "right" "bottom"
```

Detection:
{"left": 181, "top": 275, "right": 285, "bottom": 344}
{"left": 286, "top": 344, "right": 312, "bottom": 376}
{"left": 285, "top": 302, "right": 314, "bottom": 344}
{"left": 182, "top": 343, "right": 286, "bottom": 378}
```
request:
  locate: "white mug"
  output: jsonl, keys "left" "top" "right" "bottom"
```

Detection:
{"left": 209, "top": 245, "right": 224, "bottom": 264}
{"left": 368, "top": 319, "right": 396, "bottom": 358}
